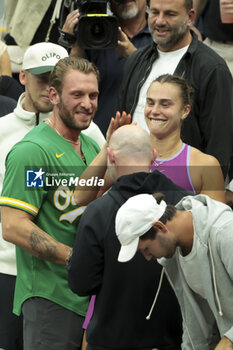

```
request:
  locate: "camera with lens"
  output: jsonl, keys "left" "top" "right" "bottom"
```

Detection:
{"left": 59, "top": 0, "right": 119, "bottom": 50}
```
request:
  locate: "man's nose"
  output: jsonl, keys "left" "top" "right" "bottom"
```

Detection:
{"left": 155, "top": 13, "right": 166, "bottom": 26}
{"left": 142, "top": 251, "right": 153, "bottom": 261}
{"left": 80, "top": 96, "right": 92, "bottom": 110}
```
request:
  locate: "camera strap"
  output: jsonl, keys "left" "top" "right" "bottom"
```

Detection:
{"left": 45, "top": 0, "right": 63, "bottom": 42}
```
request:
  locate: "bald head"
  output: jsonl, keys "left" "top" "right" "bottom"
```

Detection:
{"left": 109, "top": 125, "right": 153, "bottom": 165}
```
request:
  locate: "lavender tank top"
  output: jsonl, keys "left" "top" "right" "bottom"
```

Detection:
{"left": 150, "top": 143, "right": 196, "bottom": 193}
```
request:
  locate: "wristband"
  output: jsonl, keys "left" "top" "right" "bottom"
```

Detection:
{"left": 58, "top": 28, "right": 76, "bottom": 48}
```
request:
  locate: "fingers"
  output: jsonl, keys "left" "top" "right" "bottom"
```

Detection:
{"left": 117, "top": 27, "right": 129, "bottom": 47}
{"left": 62, "top": 10, "right": 80, "bottom": 34}
{"left": 118, "top": 27, "right": 127, "bottom": 40}
{"left": 114, "top": 111, "right": 131, "bottom": 127}
{"left": 116, "top": 27, "right": 137, "bottom": 58}
{"left": 106, "top": 112, "right": 131, "bottom": 143}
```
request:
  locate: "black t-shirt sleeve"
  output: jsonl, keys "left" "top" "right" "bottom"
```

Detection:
{"left": 0, "top": 95, "right": 17, "bottom": 117}
{"left": 0, "top": 75, "right": 24, "bottom": 101}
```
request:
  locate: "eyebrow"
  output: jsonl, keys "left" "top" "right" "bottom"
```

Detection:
{"left": 160, "top": 98, "right": 173, "bottom": 103}
{"left": 150, "top": 7, "right": 179, "bottom": 15}
{"left": 70, "top": 89, "right": 99, "bottom": 94}
{"left": 146, "top": 97, "right": 173, "bottom": 103}
{"left": 164, "top": 10, "right": 179, "bottom": 15}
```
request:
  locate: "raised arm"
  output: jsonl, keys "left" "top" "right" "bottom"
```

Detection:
{"left": 74, "top": 141, "right": 110, "bottom": 206}
{"left": 61, "top": 9, "right": 84, "bottom": 57}
{"left": 74, "top": 111, "right": 131, "bottom": 206}
{"left": 1, "top": 206, "right": 72, "bottom": 265}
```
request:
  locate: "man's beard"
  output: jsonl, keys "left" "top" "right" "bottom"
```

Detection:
{"left": 121, "top": 5, "right": 138, "bottom": 19}
{"left": 27, "top": 91, "right": 53, "bottom": 114}
{"left": 58, "top": 100, "right": 91, "bottom": 131}
{"left": 112, "top": 1, "right": 139, "bottom": 20}
{"left": 150, "top": 16, "right": 188, "bottom": 50}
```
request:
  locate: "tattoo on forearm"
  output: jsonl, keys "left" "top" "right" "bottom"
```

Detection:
{"left": 30, "top": 229, "right": 58, "bottom": 263}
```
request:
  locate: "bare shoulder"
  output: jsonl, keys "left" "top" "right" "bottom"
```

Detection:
{"left": 190, "top": 147, "right": 225, "bottom": 202}
{"left": 190, "top": 147, "right": 220, "bottom": 167}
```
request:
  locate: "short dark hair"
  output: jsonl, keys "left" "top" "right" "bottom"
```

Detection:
{"left": 151, "top": 74, "right": 194, "bottom": 107}
{"left": 49, "top": 56, "right": 99, "bottom": 95}
{"left": 140, "top": 193, "right": 177, "bottom": 240}
{"left": 147, "top": 0, "right": 193, "bottom": 12}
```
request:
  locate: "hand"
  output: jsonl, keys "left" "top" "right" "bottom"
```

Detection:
{"left": 62, "top": 9, "right": 80, "bottom": 35}
{"left": 115, "top": 27, "right": 137, "bottom": 58}
{"left": 106, "top": 111, "right": 131, "bottom": 143}
{"left": 215, "top": 336, "right": 233, "bottom": 350}
{"left": 62, "top": 9, "right": 84, "bottom": 57}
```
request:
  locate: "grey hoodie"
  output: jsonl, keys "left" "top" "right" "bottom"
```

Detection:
{"left": 159, "top": 194, "right": 233, "bottom": 350}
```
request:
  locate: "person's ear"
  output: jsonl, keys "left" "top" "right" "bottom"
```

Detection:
{"left": 181, "top": 104, "right": 191, "bottom": 120}
{"left": 152, "top": 220, "right": 167, "bottom": 233}
{"left": 48, "top": 86, "right": 60, "bottom": 105}
{"left": 107, "top": 147, "right": 116, "bottom": 165}
{"left": 19, "top": 69, "right": 27, "bottom": 86}
{"left": 187, "top": 9, "right": 195, "bottom": 26}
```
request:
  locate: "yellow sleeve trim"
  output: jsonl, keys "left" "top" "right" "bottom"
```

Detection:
{"left": 0, "top": 197, "right": 39, "bottom": 215}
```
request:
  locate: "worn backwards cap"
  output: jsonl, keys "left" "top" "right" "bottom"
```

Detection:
{"left": 22, "top": 42, "right": 68, "bottom": 75}
{"left": 115, "top": 194, "right": 167, "bottom": 262}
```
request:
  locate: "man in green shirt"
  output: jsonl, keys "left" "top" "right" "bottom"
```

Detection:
{"left": 0, "top": 56, "right": 101, "bottom": 350}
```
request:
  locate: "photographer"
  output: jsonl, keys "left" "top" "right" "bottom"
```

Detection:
{"left": 60, "top": 0, "right": 152, "bottom": 135}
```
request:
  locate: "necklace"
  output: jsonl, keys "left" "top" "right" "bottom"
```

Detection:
{"left": 153, "top": 141, "right": 184, "bottom": 167}
{"left": 46, "top": 118, "right": 86, "bottom": 163}
{"left": 153, "top": 159, "right": 165, "bottom": 167}
{"left": 46, "top": 119, "right": 80, "bottom": 146}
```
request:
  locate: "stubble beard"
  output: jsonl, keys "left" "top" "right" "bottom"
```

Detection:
{"left": 58, "top": 101, "right": 92, "bottom": 131}
{"left": 27, "top": 90, "right": 53, "bottom": 114}
{"left": 114, "top": 1, "right": 139, "bottom": 20}
{"left": 150, "top": 16, "right": 188, "bottom": 50}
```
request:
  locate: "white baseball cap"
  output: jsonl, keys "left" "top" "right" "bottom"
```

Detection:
{"left": 22, "top": 42, "right": 68, "bottom": 75}
{"left": 115, "top": 194, "right": 167, "bottom": 262}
